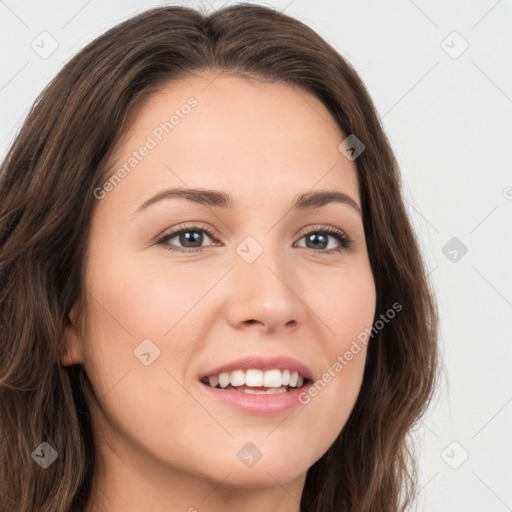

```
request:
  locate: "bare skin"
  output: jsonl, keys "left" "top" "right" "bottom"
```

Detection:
{"left": 62, "top": 72, "right": 376, "bottom": 512}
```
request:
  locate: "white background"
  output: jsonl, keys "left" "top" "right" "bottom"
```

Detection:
{"left": 1, "top": 1, "right": 511, "bottom": 510}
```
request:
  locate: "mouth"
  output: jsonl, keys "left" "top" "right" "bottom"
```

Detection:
{"left": 200, "top": 368, "right": 309, "bottom": 394}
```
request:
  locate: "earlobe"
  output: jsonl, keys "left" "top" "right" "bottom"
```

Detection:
{"left": 61, "top": 308, "right": 84, "bottom": 366}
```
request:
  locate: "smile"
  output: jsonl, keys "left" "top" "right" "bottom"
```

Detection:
{"left": 201, "top": 368, "right": 307, "bottom": 394}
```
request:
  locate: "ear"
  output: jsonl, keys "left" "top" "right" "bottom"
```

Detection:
{"left": 61, "top": 304, "right": 84, "bottom": 366}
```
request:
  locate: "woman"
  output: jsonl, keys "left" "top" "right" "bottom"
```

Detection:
{"left": 0, "top": 4, "right": 438, "bottom": 511}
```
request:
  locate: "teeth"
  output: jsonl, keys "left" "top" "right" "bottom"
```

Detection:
{"left": 218, "top": 372, "right": 230, "bottom": 388}
{"left": 245, "top": 369, "right": 263, "bottom": 387}
{"left": 242, "top": 387, "right": 288, "bottom": 394}
{"left": 263, "top": 369, "right": 282, "bottom": 387}
{"left": 203, "top": 368, "right": 307, "bottom": 389}
{"left": 230, "top": 370, "right": 245, "bottom": 387}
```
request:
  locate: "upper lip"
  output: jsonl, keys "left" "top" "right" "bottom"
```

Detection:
{"left": 200, "top": 355, "right": 313, "bottom": 381}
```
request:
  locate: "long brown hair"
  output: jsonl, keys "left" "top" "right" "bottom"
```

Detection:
{"left": 0, "top": 4, "right": 438, "bottom": 511}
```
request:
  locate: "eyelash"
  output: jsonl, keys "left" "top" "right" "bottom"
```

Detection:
{"left": 157, "top": 223, "right": 353, "bottom": 255}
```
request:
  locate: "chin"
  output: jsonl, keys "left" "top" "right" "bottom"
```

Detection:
{"left": 199, "top": 443, "right": 314, "bottom": 489}
{"left": 218, "top": 463, "right": 308, "bottom": 490}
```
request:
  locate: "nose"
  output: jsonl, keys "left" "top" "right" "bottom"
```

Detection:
{"left": 223, "top": 238, "right": 308, "bottom": 334}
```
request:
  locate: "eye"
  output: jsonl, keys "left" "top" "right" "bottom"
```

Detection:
{"left": 157, "top": 223, "right": 219, "bottom": 253}
{"left": 157, "top": 223, "right": 353, "bottom": 254}
{"left": 295, "top": 225, "right": 352, "bottom": 255}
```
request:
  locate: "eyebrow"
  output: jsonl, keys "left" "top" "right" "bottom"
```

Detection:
{"left": 134, "top": 187, "right": 362, "bottom": 216}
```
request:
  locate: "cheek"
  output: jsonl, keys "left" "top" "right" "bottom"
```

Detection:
{"left": 293, "top": 264, "right": 375, "bottom": 441}
{"left": 310, "top": 263, "right": 377, "bottom": 354}
{"left": 86, "top": 246, "right": 215, "bottom": 342}
{"left": 79, "top": 275, "right": 207, "bottom": 463}
{"left": 80, "top": 252, "right": 217, "bottom": 419}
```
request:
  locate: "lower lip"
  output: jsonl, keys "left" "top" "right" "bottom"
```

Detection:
{"left": 199, "top": 381, "right": 311, "bottom": 415}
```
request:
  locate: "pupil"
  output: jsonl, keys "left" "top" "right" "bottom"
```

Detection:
{"left": 307, "top": 233, "right": 327, "bottom": 249}
{"left": 181, "top": 231, "right": 203, "bottom": 247}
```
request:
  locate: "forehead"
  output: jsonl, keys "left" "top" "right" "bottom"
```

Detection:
{"left": 99, "top": 73, "right": 360, "bottom": 214}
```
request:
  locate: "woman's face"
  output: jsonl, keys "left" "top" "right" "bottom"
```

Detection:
{"left": 63, "top": 73, "right": 376, "bottom": 499}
